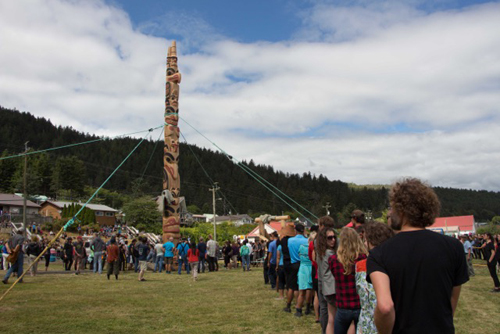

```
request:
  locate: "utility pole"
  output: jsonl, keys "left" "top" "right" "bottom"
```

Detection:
{"left": 322, "top": 202, "right": 331, "bottom": 216}
{"left": 209, "top": 182, "right": 220, "bottom": 241}
{"left": 23, "top": 141, "right": 29, "bottom": 238}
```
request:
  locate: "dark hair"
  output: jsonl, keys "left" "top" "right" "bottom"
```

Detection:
{"left": 310, "top": 225, "right": 319, "bottom": 233}
{"left": 316, "top": 227, "right": 337, "bottom": 259}
{"left": 351, "top": 210, "right": 365, "bottom": 224}
{"left": 190, "top": 242, "right": 196, "bottom": 251}
{"left": 272, "top": 232, "right": 279, "bottom": 238}
{"left": 365, "top": 221, "right": 394, "bottom": 248}
{"left": 389, "top": 178, "right": 440, "bottom": 228}
{"left": 318, "top": 216, "right": 335, "bottom": 228}
{"left": 110, "top": 237, "right": 116, "bottom": 244}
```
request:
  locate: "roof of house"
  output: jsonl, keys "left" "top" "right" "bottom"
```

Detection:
{"left": 429, "top": 215, "right": 475, "bottom": 231}
{"left": 0, "top": 193, "right": 40, "bottom": 208}
{"left": 41, "top": 200, "right": 118, "bottom": 213}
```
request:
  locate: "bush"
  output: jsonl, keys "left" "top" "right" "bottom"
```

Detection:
{"left": 476, "top": 223, "right": 500, "bottom": 235}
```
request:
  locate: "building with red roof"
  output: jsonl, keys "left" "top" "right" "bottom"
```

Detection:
{"left": 428, "top": 215, "right": 475, "bottom": 235}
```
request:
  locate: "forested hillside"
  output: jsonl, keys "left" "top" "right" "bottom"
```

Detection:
{"left": 1, "top": 106, "right": 499, "bottom": 223}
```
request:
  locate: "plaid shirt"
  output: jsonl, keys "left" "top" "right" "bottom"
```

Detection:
{"left": 328, "top": 253, "right": 367, "bottom": 309}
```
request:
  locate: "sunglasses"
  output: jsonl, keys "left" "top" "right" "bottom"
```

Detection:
{"left": 327, "top": 236, "right": 335, "bottom": 240}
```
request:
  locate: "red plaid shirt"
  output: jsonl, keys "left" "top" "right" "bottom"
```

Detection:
{"left": 328, "top": 253, "right": 367, "bottom": 309}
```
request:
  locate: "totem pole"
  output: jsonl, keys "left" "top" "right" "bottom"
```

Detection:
{"left": 162, "top": 41, "right": 182, "bottom": 243}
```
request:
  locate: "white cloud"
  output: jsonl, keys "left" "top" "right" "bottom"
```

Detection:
{"left": 1, "top": 0, "right": 499, "bottom": 191}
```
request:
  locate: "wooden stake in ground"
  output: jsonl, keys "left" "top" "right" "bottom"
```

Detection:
{"left": 162, "top": 41, "right": 182, "bottom": 244}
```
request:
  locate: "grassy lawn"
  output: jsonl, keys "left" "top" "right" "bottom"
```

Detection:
{"left": 0, "top": 260, "right": 498, "bottom": 334}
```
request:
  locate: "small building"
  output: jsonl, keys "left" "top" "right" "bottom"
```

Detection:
{"left": 246, "top": 221, "right": 287, "bottom": 243}
{"left": 0, "top": 193, "right": 40, "bottom": 216}
{"left": 39, "top": 201, "right": 118, "bottom": 226}
{"left": 428, "top": 215, "right": 475, "bottom": 235}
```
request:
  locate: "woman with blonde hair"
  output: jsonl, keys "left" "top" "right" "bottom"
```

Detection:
{"left": 328, "top": 227, "right": 367, "bottom": 334}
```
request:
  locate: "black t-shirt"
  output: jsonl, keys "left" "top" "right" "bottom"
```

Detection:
{"left": 280, "top": 236, "right": 291, "bottom": 266}
{"left": 483, "top": 242, "right": 497, "bottom": 263}
{"left": 367, "top": 230, "right": 469, "bottom": 334}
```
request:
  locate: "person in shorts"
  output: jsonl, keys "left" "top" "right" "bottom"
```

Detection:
{"left": 163, "top": 237, "right": 175, "bottom": 274}
{"left": 136, "top": 236, "right": 149, "bottom": 281}
{"left": 284, "top": 223, "right": 307, "bottom": 313}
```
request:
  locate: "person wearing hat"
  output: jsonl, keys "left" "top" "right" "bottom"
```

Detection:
{"left": 345, "top": 210, "right": 365, "bottom": 229}
{"left": 2, "top": 228, "right": 26, "bottom": 284}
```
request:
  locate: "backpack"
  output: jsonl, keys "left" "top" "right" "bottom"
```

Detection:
{"left": 240, "top": 245, "right": 249, "bottom": 256}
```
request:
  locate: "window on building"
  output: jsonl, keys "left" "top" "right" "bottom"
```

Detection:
{"left": 95, "top": 211, "right": 103, "bottom": 216}
{"left": 105, "top": 212, "right": 114, "bottom": 217}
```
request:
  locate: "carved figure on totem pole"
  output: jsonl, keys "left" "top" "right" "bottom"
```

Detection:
{"left": 163, "top": 41, "right": 182, "bottom": 243}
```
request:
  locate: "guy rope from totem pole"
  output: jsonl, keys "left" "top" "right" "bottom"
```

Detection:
{"left": 162, "top": 41, "right": 182, "bottom": 244}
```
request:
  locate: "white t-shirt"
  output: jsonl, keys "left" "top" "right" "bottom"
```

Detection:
{"left": 207, "top": 239, "right": 217, "bottom": 257}
{"left": 247, "top": 243, "right": 253, "bottom": 255}
{"left": 155, "top": 243, "right": 164, "bottom": 257}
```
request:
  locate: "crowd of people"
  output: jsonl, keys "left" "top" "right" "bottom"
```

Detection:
{"left": 260, "top": 178, "right": 499, "bottom": 334}
{"left": 1, "top": 178, "right": 499, "bottom": 333}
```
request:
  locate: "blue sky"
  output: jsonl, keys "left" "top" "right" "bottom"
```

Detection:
{"left": 1, "top": 0, "right": 500, "bottom": 191}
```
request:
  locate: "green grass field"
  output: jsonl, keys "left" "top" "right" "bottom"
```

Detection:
{"left": 0, "top": 260, "right": 498, "bottom": 334}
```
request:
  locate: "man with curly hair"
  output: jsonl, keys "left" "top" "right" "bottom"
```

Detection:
{"left": 367, "top": 178, "right": 469, "bottom": 334}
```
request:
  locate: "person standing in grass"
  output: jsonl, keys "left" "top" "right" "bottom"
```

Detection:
{"left": 74, "top": 236, "right": 86, "bottom": 275}
{"left": 176, "top": 238, "right": 190, "bottom": 275}
{"left": 475, "top": 233, "right": 500, "bottom": 293}
{"left": 197, "top": 237, "right": 207, "bottom": 273}
{"left": 2, "top": 228, "right": 26, "bottom": 284}
{"left": 91, "top": 233, "right": 106, "bottom": 274}
{"left": 231, "top": 241, "right": 240, "bottom": 269}
{"left": 314, "top": 220, "right": 337, "bottom": 334}
{"left": 460, "top": 235, "right": 475, "bottom": 277}
{"left": 106, "top": 237, "right": 120, "bottom": 280}
{"left": 267, "top": 233, "right": 278, "bottom": 285}
{"left": 223, "top": 241, "right": 232, "bottom": 269}
{"left": 329, "top": 228, "right": 367, "bottom": 334}
{"left": 356, "top": 221, "right": 394, "bottom": 334}
{"left": 154, "top": 241, "right": 164, "bottom": 273}
{"left": 367, "top": 178, "right": 469, "bottom": 334}
{"left": 43, "top": 239, "right": 51, "bottom": 272}
{"left": 26, "top": 235, "right": 42, "bottom": 277}
{"left": 188, "top": 241, "right": 199, "bottom": 281}
{"left": 163, "top": 237, "right": 175, "bottom": 274}
{"left": 137, "top": 236, "right": 149, "bottom": 281}
{"left": 276, "top": 239, "right": 286, "bottom": 300}
{"left": 240, "top": 240, "right": 251, "bottom": 271}
{"left": 206, "top": 234, "right": 217, "bottom": 272}
{"left": 63, "top": 238, "right": 74, "bottom": 271}
{"left": 284, "top": 224, "right": 307, "bottom": 314}
{"left": 295, "top": 232, "right": 315, "bottom": 317}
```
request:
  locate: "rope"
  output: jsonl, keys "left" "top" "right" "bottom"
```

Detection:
{"left": 0, "top": 125, "right": 163, "bottom": 161}
{"left": 180, "top": 131, "right": 238, "bottom": 215}
{"left": 135, "top": 127, "right": 164, "bottom": 191}
{"left": 0, "top": 129, "right": 152, "bottom": 302}
{"left": 63, "top": 130, "right": 152, "bottom": 231}
{"left": 178, "top": 116, "right": 318, "bottom": 223}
